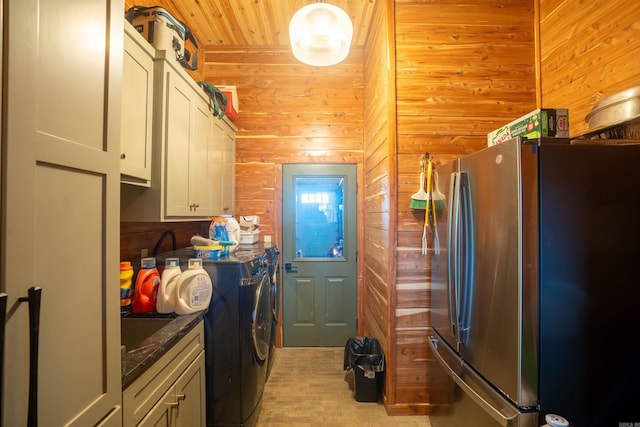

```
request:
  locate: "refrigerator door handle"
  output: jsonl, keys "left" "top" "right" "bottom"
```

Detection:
{"left": 448, "top": 172, "right": 461, "bottom": 340}
{"left": 428, "top": 335, "right": 519, "bottom": 426}
{"left": 458, "top": 172, "right": 474, "bottom": 345}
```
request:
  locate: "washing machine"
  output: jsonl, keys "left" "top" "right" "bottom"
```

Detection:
{"left": 263, "top": 245, "right": 280, "bottom": 382}
{"left": 159, "top": 247, "right": 271, "bottom": 427}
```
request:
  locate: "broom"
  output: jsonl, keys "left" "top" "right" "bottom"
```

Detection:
{"left": 431, "top": 170, "right": 447, "bottom": 211}
{"left": 421, "top": 158, "right": 433, "bottom": 255}
{"left": 410, "top": 160, "right": 429, "bottom": 210}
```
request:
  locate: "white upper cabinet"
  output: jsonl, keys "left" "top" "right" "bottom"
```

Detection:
{"left": 121, "top": 21, "right": 155, "bottom": 186}
{"left": 210, "top": 118, "right": 237, "bottom": 216}
{"left": 121, "top": 47, "right": 236, "bottom": 222}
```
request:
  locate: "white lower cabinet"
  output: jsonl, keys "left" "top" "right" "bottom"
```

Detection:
{"left": 123, "top": 322, "right": 206, "bottom": 427}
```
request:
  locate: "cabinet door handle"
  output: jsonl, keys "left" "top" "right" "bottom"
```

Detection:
{"left": 0, "top": 293, "right": 7, "bottom": 427}
{"left": 19, "top": 287, "right": 42, "bottom": 427}
{"left": 167, "top": 394, "right": 186, "bottom": 409}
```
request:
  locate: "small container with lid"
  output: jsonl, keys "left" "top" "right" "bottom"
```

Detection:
{"left": 120, "top": 261, "right": 134, "bottom": 313}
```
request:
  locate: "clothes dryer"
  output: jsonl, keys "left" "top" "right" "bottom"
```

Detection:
{"left": 204, "top": 250, "right": 271, "bottom": 427}
{"left": 263, "top": 245, "right": 280, "bottom": 382}
{"left": 158, "top": 247, "right": 271, "bottom": 427}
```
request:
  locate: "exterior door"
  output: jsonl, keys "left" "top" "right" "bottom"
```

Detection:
{"left": 282, "top": 164, "right": 357, "bottom": 346}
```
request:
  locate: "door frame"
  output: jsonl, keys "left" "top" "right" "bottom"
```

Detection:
{"left": 273, "top": 159, "right": 365, "bottom": 348}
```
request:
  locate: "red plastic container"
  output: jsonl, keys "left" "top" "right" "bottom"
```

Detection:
{"left": 132, "top": 257, "right": 160, "bottom": 313}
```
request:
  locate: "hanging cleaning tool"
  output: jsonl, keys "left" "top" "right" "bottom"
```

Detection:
{"left": 431, "top": 169, "right": 446, "bottom": 211}
{"left": 422, "top": 157, "right": 434, "bottom": 255}
{"left": 431, "top": 173, "right": 440, "bottom": 256}
{"left": 410, "top": 156, "right": 429, "bottom": 210}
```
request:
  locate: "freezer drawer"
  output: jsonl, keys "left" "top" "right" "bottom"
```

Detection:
{"left": 428, "top": 330, "right": 538, "bottom": 427}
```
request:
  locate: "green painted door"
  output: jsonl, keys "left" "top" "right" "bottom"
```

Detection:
{"left": 282, "top": 164, "right": 357, "bottom": 346}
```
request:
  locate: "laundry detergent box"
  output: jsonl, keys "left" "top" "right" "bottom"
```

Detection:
{"left": 488, "top": 108, "right": 569, "bottom": 146}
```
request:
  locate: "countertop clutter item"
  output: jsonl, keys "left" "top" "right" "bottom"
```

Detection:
{"left": 239, "top": 215, "right": 260, "bottom": 245}
{"left": 585, "top": 85, "right": 640, "bottom": 135}
{"left": 210, "top": 215, "right": 240, "bottom": 253}
{"left": 120, "top": 261, "right": 134, "bottom": 313}
{"left": 132, "top": 257, "right": 161, "bottom": 313}
{"left": 194, "top": 244, "right": 223, "bottom": 259}
{"left": 157, "top": 257, "right": 182, "bottom": 313}
{"left": 175, "top": 258, "right": 212, "bottom": 315}
{"left": 488, "top": 108, "right": 570, "bottom": 146}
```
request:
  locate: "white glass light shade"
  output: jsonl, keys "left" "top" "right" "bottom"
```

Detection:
{"left": 289, "top": 3, "right": 353, "bottom": 67}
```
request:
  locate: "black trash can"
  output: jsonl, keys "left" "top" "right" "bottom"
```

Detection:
{"left": 343, "top": 337, "right": 385, "bottom": 402}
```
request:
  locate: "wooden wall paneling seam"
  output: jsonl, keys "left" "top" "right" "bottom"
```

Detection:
{"left": 386, "top": 0, "right": 400, "bottom": 408}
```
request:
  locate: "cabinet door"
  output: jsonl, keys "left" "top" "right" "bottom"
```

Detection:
{"left": 137, "top": 388, "right": 173, "bottom": 427}
{"left": 221, "top": 122, "right": 236, "bottom": 215}
{"left": 164, "top": 69, "right": 193, "bottom": 217}
{"left": 190, "top": 99, "right": 212, "bottom": 215}
{"left": 174, "top": 352, "right": 206, "bottom": 427}
{"left": 209, "top": 119, "right": 225, "bottom": 214}
{"left": 121, "top": 22, "right": 155, "bottom": 186}
{"left": 2, "top": 0, "right": 122, "bottom": 426}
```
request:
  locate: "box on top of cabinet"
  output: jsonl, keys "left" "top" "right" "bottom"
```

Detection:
{"left": 488, "top": 108, "right": 570, "bottom": 146}
{"left": 217, "top": 85, "right": 238, "bottom": 122}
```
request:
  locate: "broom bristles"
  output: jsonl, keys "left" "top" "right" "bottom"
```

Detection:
{"left": 410, "top": 197, "right": 427, "bottom": 210}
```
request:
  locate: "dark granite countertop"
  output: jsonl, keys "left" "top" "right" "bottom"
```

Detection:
{"left": 121, "top": 310, "right": 206, "bottom": 389}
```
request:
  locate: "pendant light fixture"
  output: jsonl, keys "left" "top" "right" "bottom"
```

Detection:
{"left": 289, "top": 1, "right": 353, "bottom": 67}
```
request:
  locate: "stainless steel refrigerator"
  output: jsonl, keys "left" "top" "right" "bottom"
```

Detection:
{"left": 428, "top": 137, "right": 640, "bottom": 427}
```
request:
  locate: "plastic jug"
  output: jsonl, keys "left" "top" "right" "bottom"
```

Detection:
{"left": 224, "top": 215, "right": 240, "bottom": 253}
{"left": 132, "top": 257, "right": 160, "bottom": 313}
{"left": 120, "top": 261, "right": 134, "bottom": 313}
{"left": 157, "top": 257, "right": 182, "bottom": 313}
{"left": 209, "top": 215, "right": 240, "bottom": 253}
{"left": 175, "top": 258, "right": 212, "bottom": 315}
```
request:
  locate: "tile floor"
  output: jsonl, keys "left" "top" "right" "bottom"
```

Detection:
{"left": 256, "top": 347, "right": 431, "bottom": 427}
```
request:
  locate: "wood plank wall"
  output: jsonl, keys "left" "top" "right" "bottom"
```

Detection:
{"left": 202, "top": 46, "right": 366, "bottom": 348}
{"left": 362, "top": 0, "right": 397, "bottom": 410}
{"left": 538, "top": 0, "right": 640, "bottom": 136}
{"left": 391, "top": 0, "right": 536, "bottom": 415}
{"left": 201, "top": 46, "right": 365, "bottom": 247}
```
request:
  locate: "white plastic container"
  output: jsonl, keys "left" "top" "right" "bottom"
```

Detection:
{"left": 209, "top": 215, "right": 240, "bottom": 253}
{"left": 157, "top": 257, "right": 181, "bottom": 313}
{"left": 175, "top": 258, "right": 212, "bottom": 315}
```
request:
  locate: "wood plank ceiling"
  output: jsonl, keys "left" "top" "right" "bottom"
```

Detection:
{"left": 163, "top": 0, "right": 375, "bottom": 49}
